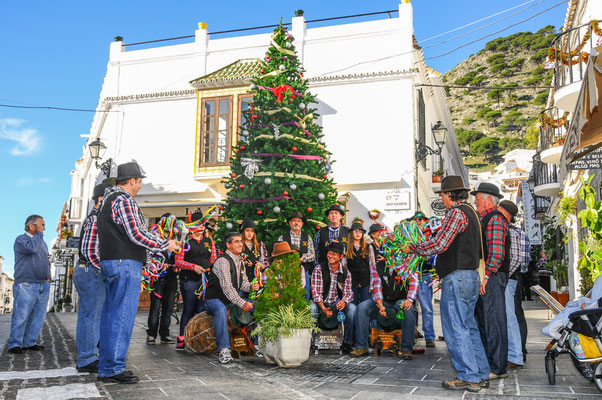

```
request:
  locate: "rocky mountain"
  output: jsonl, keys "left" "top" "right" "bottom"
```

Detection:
{"left": 442, "top": 25, "right": 557, "bottom": 168}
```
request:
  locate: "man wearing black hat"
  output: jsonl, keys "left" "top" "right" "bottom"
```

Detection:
{"left": 277, "top": 211, "right": 315, "bottom": 299}
{"left": 96, "top": 162, "right": 179, "bottom": 384}
{"left": 498, "top": 200, "right": 530, "bottom": 368}
{"left": 310, "top": 242, "right": 356, "bottom": 354}
{"left": 472, "top": 182, "right": 510, "bottom": 381}
{"left": 73, "top": 183, "right": 111, "bottom": 373}
{"left": 314, "top": 204, "right": 349, "bottom": 267}
{"left": 403, "top": 176, "right": 488, "bottom": 392}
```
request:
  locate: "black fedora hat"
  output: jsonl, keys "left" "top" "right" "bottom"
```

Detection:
{"left": 349, "top": 222, "right": 366, "bottom": 233}
{"left": 92, "top": 183, "right": 112, "bottom": 202}
{"left": 190, "top": 212, "right": 204, "bottom": 222}
{"left": 116, "top": 162, "right": 146, "bottom": 181}
{"left": 239, "top": 217, "right": 257, "bottom": 233}
{"left": 368, "top": 223, "right": 385, "bottom": 235}
{"left": 319, "top": 310, "right": 339, "bottom": 330}
{"left": 287, "top": 211, "right": 307, "bottom": 224}
{"left": 229, "top": 305, "right": 253, "bottom": 328}
{"left": 325, "top": 204, "right": 345, "bottom": 217}
{"left": 327, "top": 242, "right": 345, "bottom": 255}
{"left": 434, "top": 175, "right": 469, "bottom": 194}
{"left": 470, "top": 182, "right": 504, "bottom": 199}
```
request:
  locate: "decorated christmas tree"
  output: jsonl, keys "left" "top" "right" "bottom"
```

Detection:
{"left": 217, "top": 22, "right": 338, "bottom": 247}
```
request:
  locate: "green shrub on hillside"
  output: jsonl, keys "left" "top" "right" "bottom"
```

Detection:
{"left": 470, "top": 75, "right": 487, "bottom": 86}
{"left": 510, "top": 58, "right": 526, "bottom": 70}
{"left": 457, "top": 129, "right": 485, "bottom": 147}
{"left": 462, "top": 117, "right": 476, "bottom": 125}
{"left": 533, "top": 92, "right": 549, "bottom": 105}
{"left": 531, "top": 48, "right": 548, "bottom": 63}
{"left": 525, "top": 124, "right": 540, "bottom": 149}
{"left": 477, "top": 107, "right": 493, "bottom": 118}
{"left": 525, "top": 75, "right": 543, "bottom": 86}
{"left": 470, "top": 136, "right": 501, "bottom": 156}
{"left": 531, "top": 66, "right": 546, "bottom": 76}
{"left": 487, "top": 53, "right": 506, "bottom": 64}
{"left": 500, "top": 137, "right": 526, "bottom": 150}
{"left": 477, "top": 66, "right": 487, "bottom": 73}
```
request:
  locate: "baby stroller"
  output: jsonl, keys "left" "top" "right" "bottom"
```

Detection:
{"left": 545, "top": 307, "right": 602, "bottom": 392}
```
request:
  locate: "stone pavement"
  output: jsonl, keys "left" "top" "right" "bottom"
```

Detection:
{"left": 1, "top": 300, "right": 601, "bottom": 399}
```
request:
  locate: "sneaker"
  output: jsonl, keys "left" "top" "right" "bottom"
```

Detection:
{"left": 479, "top": 379, "right": 490, "bottom": 388}
{"left": 24, "top": 344, "right": 44, "bottom": 351}
{"left": 8, "top": 347, "right": 22, "bottom": 354}
{"left": 175, "top": 336, "right": 185, "bottom": 351}
{"left": 160, "top": 336, "right": 175, "bottom": 344}
{"left": 400, "top": 350, "right": 413, "bottom": 360}
{"left": 425, "top": 339, "right": 435, "bottom": 348}
{"left": 255, "top": 349, "right": 264, "bottom": 358}
{"left": 341, "top": 343, "right": 353, "bottom": 355}
{"left": 489, "top": 372, "right": 508, "bottom": 380}
{"left": 219, "top": 348, "right": 233, "bottom": 364}
{"left": 350, "top": 348, "right": 369, "bottom": 358}
{"left": 442, "top": 378, "right": 480, "bottom": 392}
{"left": 77, "top": 360, "right": 99, "bottom": 373}
{"left": 146, "top": 335, "right": 156, "bottom": 345}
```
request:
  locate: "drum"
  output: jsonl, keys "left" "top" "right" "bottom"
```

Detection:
{"left": 184, "top": 312, "right": 217, "bottom": 354}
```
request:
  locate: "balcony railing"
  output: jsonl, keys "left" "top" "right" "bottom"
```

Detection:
{"left": 539, "top": 107, "right": 569, "bottom": 151}
{"left": 534, "top": 195, "right": 551, "bottom": 218}
{"left": 533, "top": 156, "right": 559, "bottom": 187}
{"left": 551, "top": 20, "right": 602, "bottom": 93}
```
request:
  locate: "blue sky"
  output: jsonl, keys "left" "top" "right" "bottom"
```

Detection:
{"left": 0, "top": 0, "right": 568, "bottom": 277}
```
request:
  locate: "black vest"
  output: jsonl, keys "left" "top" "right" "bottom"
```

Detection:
{"left": 180, "top": 237, "right": 213, "bottom": 281}
{"left": 481, "top": 210, "right": 511, "bottom": 275}
{"left": 435, "top": 203, "right": 481, "bottom": 280}
{"left": 205, "top": 253, "right": 241, "bottom": 305}
{"left": 98, "top": 191, "right": 147, "bottom": 263}
{"left": 320, "top": 262, "right": 348, "bottom": 302}
{"left": 376, "top": 260, "right": 407, "bottom": 302}
{"left": 347, "top": 245, "right": 370, "bottom": 287}
{"left": 282, "top": 231, "right": 315, "bottom": 274}
{"left": 317, "top": 225, "right": 349, "bottom": 264}
{"left": 78, "top": 208, "right": 98, "bottom": 264}
{"left": 242, "top": 242, "right": 263, "bottom": 282}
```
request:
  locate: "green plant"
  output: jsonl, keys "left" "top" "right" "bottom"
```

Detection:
{"left": 556, "top": 195, "right": 577, "bottom": 224}
{"left": 577, "top": 175, "right": 602, "bottom": 291}
{"left": 552, "top": 262, "right": 568, "bottom": 290}
{"left": 433, "top": 170, "right": 445, "bottom": 177}
{"left": 64, "top": 294, "right": 72, "bottom": 305}
{"left": 252, "top": 304, "right": 318, "bottom": 346}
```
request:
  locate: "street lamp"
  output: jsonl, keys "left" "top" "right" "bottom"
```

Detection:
{"left": 88, "top": 138, "right": 112, "bottom": 177}
{"left": 431, "top": 121, "right": 447, "bottom": 151}
{"left": 415, "top": 121, "right": 448, "bottom": 165}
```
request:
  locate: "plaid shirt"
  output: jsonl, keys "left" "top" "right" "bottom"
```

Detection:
{"left": 101, "top": 186, "right": 168, "bottom": 252}
{"left": 479, "top": 208, "right": 508, "bottom": 277}
{"left": 509, "top": 226, "right": 531, "bottom": 275}
{"left": 80, "top": 209, "right": 100, "bottom": 269}
{"left": 277, "top": 230, "right": 315, "bottom": 263}
{"left": 175, "top": 237, "right": 217, "bottom": 271}
{"left": 211, "top": 250, "right": 250, "bottom": 308}
{"left": 311, "top": 263, "right": 353, "bottom": 304}
{"left": 411, "top": 202, "right": 469, "bottom": 257}
{"left": 371, "top": 264, "right": 418, "bottom": 302}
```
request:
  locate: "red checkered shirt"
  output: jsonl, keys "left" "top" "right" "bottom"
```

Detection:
{"left": 311, "top": 263, "right": 353, "bottom": 304}
{"left": 479, "top": 208, "right": 508, "bottom": 277}
{"left": 80, "top": 210, "right": 100, "bottom": 269}
{"left": 410, "top": 202, "right": 469, "bottom": 257}
{"left": 371, "top": 264, "right": 418, "bottom": 302}
{"left": 174, "top": 237, "right": 217, "bottom": 270}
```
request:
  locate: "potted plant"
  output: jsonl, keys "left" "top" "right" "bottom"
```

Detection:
{"left": 64, "top": 294, "right": 73, "bottom": 312}
{"left": 553, "top": 262, "right": 569, "bottom": 306}
{"left": 432, "top": 170, "right": 444, "bottom": 183}
{"left": 252, "top": 244, "right": 318, "bottom": 367}
{"left": 56, "top": 298, "right": 64, "bottom": 313}
{"left": 353, "top": 217, "right": 365, "bottom": 225}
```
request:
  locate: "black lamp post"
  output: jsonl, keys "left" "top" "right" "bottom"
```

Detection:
{"left": 416, "top": 121, "right": 448, "bottom": 165}
{"left": 88, "top": 138, "right": 112, "bottom": 177}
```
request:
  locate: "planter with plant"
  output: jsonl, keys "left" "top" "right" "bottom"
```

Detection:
{"left": 432, "top": 170, "right": 444, "bottom": 183}
{"left": 252, "top": 247, "right": 318, "bottom": 367}
{"left": 576, "top": 175, "right": 602, "bottom": 294}
{"left": 56, "top": 298, "right": 63, "bottom": 313}
{"left": 552, "top": 262, "right": 570, "bottom": 305}
{"left": 64, "top": 294, "right": 73, "bottom": 312}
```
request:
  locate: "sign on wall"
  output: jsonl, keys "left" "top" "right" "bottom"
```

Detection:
{"left": 430, "top": 197, "right": 446, "bottom": 217}
{"left": 384, "top": 189, "right": 410, "bottom": 210}
{"left": 569, "top": 147, "right": 602, "bottom": 170}
{"left": 520, "top": 181, "right": 542, "bottom": 245}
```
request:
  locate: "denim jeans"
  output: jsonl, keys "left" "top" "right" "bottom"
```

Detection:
{"left": 98, "top": 259, "right": 142, "bottom": 377}
{"left": 440, "top": 269, "right": 489, "bottom": 383}
{"left": 310, "top": 301, "right": 357, "bottom": 345}
{"left": 352, "top": 286, "right": 370, "bottom": 306}
{"left": 514, "top": 274, "right": 528, "bottom": 360}
{"left": 8, "top": 281, "right": 50, "bottom": 349}
{"left": 73, "top": 264, "right": 106, "bottom": 368}
{"left": 505, "top": 278, "right": 523, "bottom": 365}
{"left": 476, "top": 271, "right": 508, "bottom": 375}
{"left": 354, "top": 298, "right": 416, "bottom": 351}
{"left": 179, "top": 279, "right": 205, "bottom": 336}
{"left": 304, "top": 269, "right": 311, "bottom": 300}
{"left": 417, "top": 275, "right": 435, "bottom": 340}
{"left": 146, "top": 272, "right": 177, "bottom": 338}
{"left": 206, "top": 298, "right": 255, "bottom": 351}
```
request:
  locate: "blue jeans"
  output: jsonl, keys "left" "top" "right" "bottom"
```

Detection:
{"left": 8, "top": 281, "right": 50, "bottom": 349}
{"left": 505, "top": 278, "right": 523, "bottom": 365}
{"left": 417, "top": 275, "right": 435, "bottom": 340}
{"left": 73, "top": 264, "right": 106, "bottom": 367}
{"left": 310, "top": 301, "right": 357, "bottom": 345}
{"left": 352, "top": 286, "right": 370, "bottom": 306}
{"left": 98, "top": 259, "right": 142, "bottom": 377}
{"left": 476, "top": 271, "right": 508, "bottom": 375}
{"left": 440, "top": 270, "right": 489, "bottom": 383}
{"left": 304, "top": 269, "right": 311, "bottom": 300}
{"left": 206, "top": 298, "right": 255, "bottom": 351}
{"left": 179, "top": 279, "right": 205, "bottom": 336}
{"left": 354, "top": 298, "right": 416, "bottom": 351}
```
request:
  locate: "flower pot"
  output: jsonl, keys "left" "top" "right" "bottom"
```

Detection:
{"left": 432, "top": 175, "right": 442, "bottom": 183}
{"left": 557, "top": 293, "right": 569, "bottom": 306}
{"left": 261, "top": 329, "right": 312, "bottom": 368}
{"left": 550, "top": 291, "right": 559, "bottom": 301}
{"left": 64, "top": 305, "right": 73, "bottom": 312}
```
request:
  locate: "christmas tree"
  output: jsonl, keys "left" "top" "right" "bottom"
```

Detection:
{"left": 217, "top": 22, "right": 338, "bottom": 247}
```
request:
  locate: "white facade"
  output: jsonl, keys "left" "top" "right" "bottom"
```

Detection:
{"left": 64, "top": 1, "right": 465, "bottom": 238}
{"left": 0, "top": 256, "right": 14, "bottom": 314}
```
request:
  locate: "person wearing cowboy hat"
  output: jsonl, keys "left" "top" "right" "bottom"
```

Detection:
{"left": 402, "top": 176, "right": 488, "bottom": 392}
{"left": 96, "top": 162, "right": 179, "bottom": 384}
{"left": 314, "top": 204, "right": 349, "bottom": 268}
{"left": 173, "top": 211, "right": 218, "bottom": 350}
{"left": 277, "top": 211, "right": 315, "bottom": 299}
{"left": 239, "top": 217, "right": 268, "bottom": 295}
{"left": 205, "top": 232, "right": 260, "bottom": 364}
{"left": 472, "top": 182, "right": 511, "bottom": 381}
{"left": 367, "top": 223, "right": 385, "bottom": 262}
{"left": 345, "top": 222, "right": 374, "bottom": 306}
{"left": 498, "top": 200, "right": 530, "bottom": 368}
{"left": 71, "top": 183, "right": 111, "bottom": 372}
{"left": 268, "top": 241, "right": 306, "bottom": 286}
{"left": 311, "top": 242, "right": 356, "bottom": 354}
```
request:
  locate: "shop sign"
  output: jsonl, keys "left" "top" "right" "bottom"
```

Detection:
{"left": 66, "top": 236, "right": 80, "bottom": 249}
{"left": 430, "top": 197, "right": 446, "bottom": 217}
{"left": 569, "top": 147, "right": 602, "bottom": 170}
{"left": 384, "top": 190, "right": 410, "bottom": 210}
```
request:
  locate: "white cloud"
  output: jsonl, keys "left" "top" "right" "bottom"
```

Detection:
{"left": 0, "top": 118, "right": 42, "bottom": 156}
{"left": 16, "top": 177, "right": 53, "bottom": 187}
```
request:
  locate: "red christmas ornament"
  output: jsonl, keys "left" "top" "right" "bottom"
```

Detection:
{"left": 292, "top": 146, "right": 298, "bottom": 152}
{"left": 306, "top": 207, "right": 313, "bottom": 213}
{"left": 283, "top": 191, "right": 289, "bottom": 196}
{"left": 315, "top": 225, "right": 320, "bottom": 230}
{"left": 240, "top": 145, "right": 246, "bottom": 150}
{"left": 323, "top": 174, "right": 328, "bottom": 179}
{"left": 257, "top": 210, "right": 263, "bottom": 215}
{"left": 260, "top": 69, "right": 265, "bottom": 73}
{"left": 219, "top": 206, "right": 225, "bottom": 211}
{"left": 239, "top": 184, "right": 245, "bottom": 189}
{"left": 232, "top": 173, "right": 237, "bottom": 178}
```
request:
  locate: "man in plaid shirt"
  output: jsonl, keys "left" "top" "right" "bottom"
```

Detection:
{"left": 73, "top": 183, "right": 111, "bottom": 373}
{"left": 472, "top": 182, "right": 510, "bottom": 381}
{"left": 96, "top": 162, "right": 179, "bottom": 384}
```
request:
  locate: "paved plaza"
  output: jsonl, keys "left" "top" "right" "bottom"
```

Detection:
{"left": 1, "top": 300, "right": 601, "bottom": 399}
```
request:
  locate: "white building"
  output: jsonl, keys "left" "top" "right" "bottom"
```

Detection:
{"left": 0, "top": 256, "right": 14, "bottom": 314}
{"left": 62, "top": 1, "right": 465, "bottom": 245}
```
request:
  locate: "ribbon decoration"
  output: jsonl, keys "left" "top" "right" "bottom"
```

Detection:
{"left": 194, "top": 271, "right": 209, "bottom": 300}
{"left": 272, "top": 84, "right": 295, "bottom": 102}
{"left": 185, "top": 205, "right": 217, "bottom": 230}
{"left": 254, "top": 134, "right": 325, "bottom": 149}
{"left": 250, "top": 122, "right": 312, "bottom": 138}
{"left": 254, "top": 171, "right": 323, "bottom": 182}
{"left": 271, "top": 31, "right": 296, "bottom": 57}
{"left": 379, "top": 221, "right": 427, "bottom": 286}
{"left": 232, "top": 195, "right": 292, "bottom": 203}
{"left": 240, "top": 158, "right": 262, "bottom": 179}
{"left": 250, "top": 153, "right": 323, "bottom": 161}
